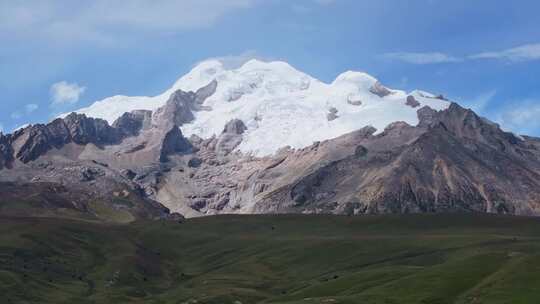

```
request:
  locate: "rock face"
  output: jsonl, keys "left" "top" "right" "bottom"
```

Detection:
{"left": 152, "top": 82, "right": 217, "bottom": 131}
{"left": 7, "top": 113, "right": 123, "bottom": 164}
{"left": 112, "top": 110, "right": 152, "bottom": 136}
{"left": 3, "top": 86, "right": 540, "bottom": 219}
{"left": 222, "top": 119, "right": 247, "bottom": 135}
{"left": 14, "top": 61, "right": 537, "bottom": 218}
{"left": 215, "top": 119, "right": 247, "bottom": 156}
{"left": 0, "top": 93, "right": 198, "bottom": 220}
{"left": 369, "top": 81, "right": 393, "bottom": 97}
{"left": 347, "top": 97, "right": 362, "bottom": 106}
{"left": 63, "top": 113, "right": 120, "bottom": 145}
{"left": 327, "top": 107, "right": 339, "bottom": 121}
{"left": 0, "top": 133, "right": 13, "bottom": 170}
{"left": 195, "top": 79, "right": 218, "bottom": 105}
{"left": 159, "top": 126, "right": 193, "bottom": 162}
{"left": 70, "top": 60, "right": 453, "bottom": 157}
{"left": 406, "top": 95, "right": 420, "bottom": 108}
{"left": 252, "top": 103, "right": 540, "bottom": 216}
{"left": 152, "top": 90, "right": 197, "bottom": 129}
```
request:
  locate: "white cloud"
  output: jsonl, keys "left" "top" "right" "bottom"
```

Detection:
{"left": 50, "top": 81, "right": 86, "bottom": 105}
{"left": 25, "top": 103, "right": 39, "bottom": 113}
{"left": 470, "top": 43, "right": 540, "bottom": 62}
{"left": 494, "top": 99, "right": 540, "bottom": 135}
{"left": 382, "top": 52, "right": 462, "bottom": 64}
{"left": 384, "top": 42, "right": 540, "bottom": 65}
{"left": 0, "top": 1, "right": 255, "bottom": 45}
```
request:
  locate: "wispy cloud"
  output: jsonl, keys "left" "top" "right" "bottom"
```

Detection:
{"left": 385, "top": 43, "right": 540, "bottom": 65}
{"left": 8, "top": 103, "right": 40, "bottom": 122}
{"left": 10, "top": 111, "right": 22, "bottom": 120}
{"left": 493, "top": 99, "right": 540, "bottom": 135}
{"left": 457, "top": 92, "right": 540, "bottom": 136}
{"left": 382, "top": 52, "right": 461, "bottom": 64}
{"left": 0, "top": 1, "right": 255, "bottom": 46}
{"left": 463, "top": 90, "right": 497, "bottom": 114}
{"left": 470, "top": 43, "right": 540, "bottom": 62}
{"left": 25, "top": 103, "right": 39, "bottom": 113}
{"left": 50, "top": 81, "right": 86, "bottom": 105}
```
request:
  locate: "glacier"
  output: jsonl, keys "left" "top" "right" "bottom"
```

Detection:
{"left": 69, "top": 59, "right": 450, "bottom": 156}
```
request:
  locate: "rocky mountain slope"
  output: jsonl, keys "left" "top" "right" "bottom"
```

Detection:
{"left": 2, "top": 59, "right": 540, "bottom": 218}
{"left": 70, "top": 59, "right": 449, "bottom": 156}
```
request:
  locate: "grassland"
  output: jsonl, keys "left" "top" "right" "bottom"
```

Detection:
{"left": 1, "top": 213, "right": 540, "bottom": 303}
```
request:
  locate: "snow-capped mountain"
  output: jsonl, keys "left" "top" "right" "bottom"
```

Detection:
{"left": 5, "top": 58, "right": 540, "bottom": 219}
{"left": 72, "top": 59, "right": 450, "bottom": 156}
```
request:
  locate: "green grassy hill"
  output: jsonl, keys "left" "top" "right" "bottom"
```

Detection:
{"left": 1, "top": 213, "right": 540, "bottom": 303}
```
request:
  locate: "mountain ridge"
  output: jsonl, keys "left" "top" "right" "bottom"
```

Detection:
{"left": 66, "top": 59, "right": 451, "bottom": 156}
{"left": 1, "top": 59, "right": 540, "bottom": 219}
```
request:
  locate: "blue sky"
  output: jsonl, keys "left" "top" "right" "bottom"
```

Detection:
{"left": 1, "top": 0, "right": 540, "bottom": 136}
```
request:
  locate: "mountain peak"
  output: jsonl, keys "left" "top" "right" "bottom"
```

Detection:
{"left": 68, "top": 59, "right": 451, "bottom": 156}
{"left": 187, "top": 59, "right": 225, "bottom": 78}
{"left": 333, "top": 70, "right": 378, "bottom": 87}
{"left": 239, "top": 59, "right": 305, "bottom": 74}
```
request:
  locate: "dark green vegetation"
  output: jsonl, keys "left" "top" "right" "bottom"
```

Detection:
{"left": 1, "top": 213, "right": 540, "bottom": 303}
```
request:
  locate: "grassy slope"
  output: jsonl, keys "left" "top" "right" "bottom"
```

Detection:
{"left": 1, "top": 213, "right": 540, "bottom": 303}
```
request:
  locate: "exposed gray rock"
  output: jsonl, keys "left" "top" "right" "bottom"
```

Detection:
{"left": 159, "top": 126, "right": 192, "bottom": 162}
{"left": 435, "top": 94, "right": 448, "bottom": 101}
{"left": 121, "top": 169, "right": 137, "bottom": 180}
{"left": 0, "top": 155, "right": 175, "bottom": 221}
{"left": 11, "top": 113, "right": 126, "bottom": 163}
{"left": 406, "top": 95, "right": 420, "bottom": 108}
{"left": 79, "top": 166, "right": 105, "bottom": 182}
{"left": 15, "top": 124, "right": 63, "bottom": 163}
{"left": 347, "top": 97, "right": 362, "bottom": 106}
{"left": 13, "top": 126, "right": 48, "bottom": 163}
{"left": 188, "top": 134, "right": 204, "bottom": 146}
{"left": 327, "top": 107, "right": 339, "bottom": 121}
{"left": 417, "top": 106, "right": 438, "bottom": 128}
{"left": 46, "top": 118, "right": 72, "bottom": 145}
{"left": 152, "top": 82, "right": 216, "bottom": 131}
{"left": 3, "top": 82, "right": 540, "bottom": 220}
{"left": 354, "top": 145, "right": 368, "bottom": 158}
{"left": 369, "top": 81, "right": 393, "bottom": 98}
{"left": 195, "top": 80, "right": 218, "bottom": 105}
{"left": 215, "top": 119, "right": 247, "bottom": 156}
{"left": 252, "top": 103, "right": 540, "bottom": 216}
{"left": 222, "top": 119, "right": 247, "bottom": 135}
{"left": 63, "top": 113, "right": 120, "bottom": 145}
{"left": 113, "top": 110, "right": 152, "bottom": 136}
{"left": 153, "top": 90, "right": 197, "bottom": 129}
{"left": 187, "top": 157, "right": 203, "bottom": 168}
{"left": 0, "top": 133, "right": 13, "bottom": 169}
